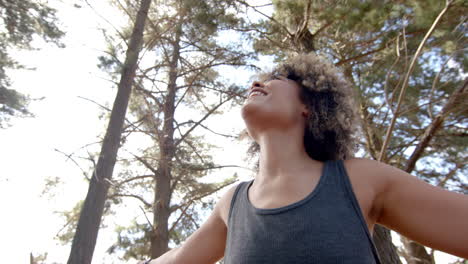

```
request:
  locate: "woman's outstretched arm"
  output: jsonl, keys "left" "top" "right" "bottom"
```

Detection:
{"left": 143, "top": 183, "right": 239, "bottom": 264}
{"left": 367, "top": 160, "right": 468, "bottom": 258}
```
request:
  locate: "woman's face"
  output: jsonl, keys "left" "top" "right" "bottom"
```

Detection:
{"left": 241, "top": 75, "right": 307, "bottom": 137}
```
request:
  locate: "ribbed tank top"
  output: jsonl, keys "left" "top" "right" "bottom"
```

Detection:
{"left": 223, "top": 160, "right": 382, "bottom": 263}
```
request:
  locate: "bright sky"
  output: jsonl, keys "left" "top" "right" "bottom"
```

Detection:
{"left": 0, "top": 1, "right": 147, "bottom": 262}
{"left": 0, "top": 1, "right": 462, "bottom": 263}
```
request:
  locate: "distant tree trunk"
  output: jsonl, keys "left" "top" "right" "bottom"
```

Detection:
{"left": 401, "top": 238, "right": 434, "bottom": 264}
{"left": 150, "top": 16, "right": 183, "bottom": 259}
{"left": 374, "top": 225, "right": 403, "bottom": 264}
{"left": 66, "top": 0, "right": 152, "bottom": 263}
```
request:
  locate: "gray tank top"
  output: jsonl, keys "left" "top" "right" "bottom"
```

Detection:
{"left": 223, "top": 160, "right": 381, "bottom": 264}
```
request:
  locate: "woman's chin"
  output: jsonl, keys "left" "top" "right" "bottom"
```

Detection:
{"left": 241, "top": 108, "right": 273, "bottom": 130}
{"left": 241, "top": 101, "right": 259, "bottom": 120}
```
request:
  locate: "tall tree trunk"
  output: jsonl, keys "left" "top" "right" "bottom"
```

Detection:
{"left": 374, "top": 225, "right": 403, "bottom": 264}
{"left": 400, "top": 238, "right": 434, "bottom": 264}
{"left": 66, "top": 0, "right": 152, "bottom": 263}
{"left": 150, "top": 17, "right": 183, "bottom": 259}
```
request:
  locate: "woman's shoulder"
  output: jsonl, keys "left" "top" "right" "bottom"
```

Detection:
{"left": 342, "top": 158, "right": 391, "bottom": 198}
{"left": 343, "top": 158, "right": 394, "bottom": 179}
{"left": 216, "top": 181, "right": 246, "bottom": 226}
{"left": 343, "top": 157, "right": 382, "bottom": 167}
{"left": 342, "top": 158, "right": 391, "bottom": 229}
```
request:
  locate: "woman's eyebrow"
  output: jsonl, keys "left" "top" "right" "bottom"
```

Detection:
{"left": 264, "top": 73, "right": 285, "bottom": 81}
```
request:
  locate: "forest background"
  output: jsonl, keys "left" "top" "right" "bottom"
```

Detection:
{"left": 0, "top": 0, "right": 466, "bottom": 263}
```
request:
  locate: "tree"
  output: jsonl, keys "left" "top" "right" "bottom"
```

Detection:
{"left": 66, "top": 0, "right": 152, "bottom": 263}
{"left": 96, "top": 0, "right": 254, "bottom": 260}
{"left": 0, "top": 0, "right": 64, "bottom": 127}
{"left": 241, "top": 0, "right": 467, "bottom": 263}
{"left": 57, "top": 0, "right": 253, "bottom": 262}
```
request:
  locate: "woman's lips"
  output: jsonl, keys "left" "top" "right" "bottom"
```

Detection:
{"left": 248, "top": 88, "right": 268, "bottom": 97}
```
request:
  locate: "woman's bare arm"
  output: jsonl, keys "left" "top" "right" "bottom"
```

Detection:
{"left": 146, "top": 183, "right": 240, "bottom": 264}
{"left": 365, "top": 159, "right": 468, "bottom": 258}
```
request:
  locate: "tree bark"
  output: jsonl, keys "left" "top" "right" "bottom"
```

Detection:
{"left": 66, "top": 0, "right": 152, "bottom": 263}
{"left": 374, "top": 225, "right": 403, "bottom": 264}
{"left": 400, "top": 237, "right": 434, "bottom": 264}
{"left": 150, "top": 15, "right": 183, "bottom": 259}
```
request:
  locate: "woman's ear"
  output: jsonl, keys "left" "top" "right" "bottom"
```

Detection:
{"left": 301, "top": 106, "right": 309, "bottom": 117}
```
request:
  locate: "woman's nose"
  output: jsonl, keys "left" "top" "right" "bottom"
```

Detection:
{"left": 251, "top": 81, "right": 264, "bottom": 89}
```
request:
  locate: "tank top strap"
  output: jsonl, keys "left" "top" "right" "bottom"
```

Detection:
{"left": 227, "top": 180, "right": 251, "bottom": 226}
{"left": 320, "top": 159, "right": 339, "bottom": 186}
{"left": 333, "top": 159, "right": 382, "bottom": 264}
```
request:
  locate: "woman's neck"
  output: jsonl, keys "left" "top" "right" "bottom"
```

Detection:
{"left": 254, "top": 129, "right": 318, "bottom": 185}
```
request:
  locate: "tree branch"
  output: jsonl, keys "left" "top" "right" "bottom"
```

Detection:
{"left": 236, "top": 0, "right": 293, "bottom": 38}
{"left": 110, "top": 193, "right": 152, "bottom": 208}
{"left": 174, "top": 92, "right": 237, "bottom": 148}
{"left": 132, "top": 154, "right": 160, "bottom": 176}
{"left": 378, "top": 1, "right": 454, "bottom": 162}
{"left": 54, "top": 148, "right": 92, "bottom": 180}
{"left": 176, "top": 120, "right": 238, "bottom": 138}
{"left": 404, "top": 79, "right": 467, "bottom": 173}
{"left": 168, "top": 202, "right": 193, "bottom": 234}
{"left": 335, "top": 45, "right": 387, "bottom": 66}
{"left": 170, "top": 179, "right": 236, "bottom": 213}
{"left": 115, "top": 174, "right": 155, "bottom": 187}
{"left": 437, "top": 163, "right": 465, "bottom": 188}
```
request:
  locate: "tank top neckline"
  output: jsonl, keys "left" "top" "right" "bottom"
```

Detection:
{"left": 245, "top": 160, "right": 331, "bottom": 215}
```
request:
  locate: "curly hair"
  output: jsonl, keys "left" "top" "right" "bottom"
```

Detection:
{"left": 245, "top": 53, "right": 360, "bottom": 164}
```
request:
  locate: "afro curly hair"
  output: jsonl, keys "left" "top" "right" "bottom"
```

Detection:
{"left": 245, "top": 53, "right": 360, "bottom": 164}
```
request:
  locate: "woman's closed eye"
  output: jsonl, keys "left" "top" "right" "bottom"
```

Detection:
{"left": 271, "top": 74, "right": 283, "bottom": 80}
{"left": 263, "top": 74, "right": 286, "bottom": 83}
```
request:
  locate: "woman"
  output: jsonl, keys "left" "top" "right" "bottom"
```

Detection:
{"left": 140, "top": 54, "right": 468, "bottom": 263}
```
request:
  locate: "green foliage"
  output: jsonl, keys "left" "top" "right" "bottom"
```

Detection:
{"left": 56, "top": 201, "right": 84, "bottom": 245}
{"left": 0, "top": 0, "right": 64, "bottom": 127}
{"left": 40, "top": 175, "right": 61, "bottom": 199}
{"left": 30, "top": 252, "right": 50, "bottom": 264}
{"left": 56, "top": 199, "right": 114, "bottom": 245}
{"left": 107, "top": 221, "right": 151, "bottom": 260}
{"left": 0, "top": 0, "right": 64, "bottom": 47}
{"left": 0, "top": 86, "right": 31, "bottom": 127}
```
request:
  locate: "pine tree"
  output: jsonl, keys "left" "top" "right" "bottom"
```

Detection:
{"left": 99, "top": 0, "right": 253, "bottom": 259}
{"left": 0, "top": 0, "right": 64, "bottom": 127}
